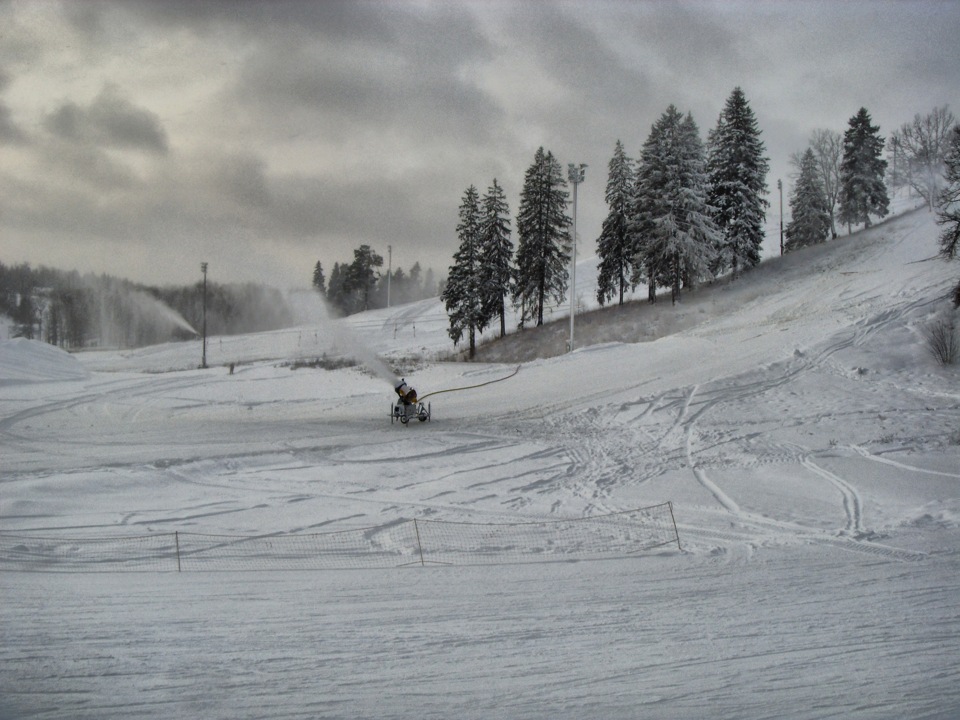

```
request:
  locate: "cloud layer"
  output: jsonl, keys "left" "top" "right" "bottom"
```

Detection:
{"left": 1, "top": 0, "right": 957, "bottom": 288}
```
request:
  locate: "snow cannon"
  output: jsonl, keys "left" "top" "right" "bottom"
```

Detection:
{"left": 391, "top": 379, "right": 431, "bottom": 425}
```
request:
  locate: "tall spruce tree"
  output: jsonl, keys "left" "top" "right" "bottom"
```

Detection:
{"left": 707, "top": 87, "right": 770, "bottom": 278}
{"left": 513, "top": 147, "right": 571, "bottom": 326}
{"left": 937, "top": 125, "right": 960, "bottom": 306}
{"left": 839, "top": 107, "right": 889, "bottom": 230}
{"left": 346, "top": 245, "right": 383, "bottom": 312}
{"left": 312, "top": 261, "right": 326, "bottom": 296}
{"left": 478, "top": 179, "right": 513, "bottom": 337}
{"left": 327, "top": 262, "right": 345, "bottom": 313}
{"left": 442, "top": 185, "right": 485, "bottom": 357}
{"left": 596, "top": 140, "right": 637, "bottom": 306}
{"left": 634, "top": 106, "right": 718, "bottom": 305}
{"left": 785, "top": 148, "right": 832, "bottom": 251}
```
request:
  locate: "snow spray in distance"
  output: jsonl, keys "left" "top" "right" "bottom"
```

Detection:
{"left": 97, "top": 286, "right": 199, "bottom": 347}
{"left": 132, "top": 290, "right": 200, "bottom": 336}
{"left": 286, "top": 290, "right": 398, "bottom": 386}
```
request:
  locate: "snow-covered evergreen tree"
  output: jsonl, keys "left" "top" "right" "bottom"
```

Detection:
{"left": 839, "top": 107, "right": 889, "bottom": 230}
{"left": 312, "top": 261, "right": 325, "bottom": 296}
{"left": 327, "top": 262, "right": 345, "bottom": 314}
{"left": 937, "top": 125, "right": 960, "bottom": 306}
{"left": 513, "top": 147, "right": 571, "bottom": 326}
{"left": 346, "top": 245, "right": 383, "bottom": 313}
{"left": 785, "top": 149, "right": 832, "bottom": 251}
{"left": 442, "top": 185, "right": 485, "bottom": 357}
{"left": 408, "top": 262, "right": 423, "bottom": 302}
{"left": 596, "top": 140, "right": 637, "bottom": 306}
{"left": 478, "top": 179, "right": 513, "bottom": 337}
{"left": 634, "top": 106, "right": 719, "bottom": 305}
{"left": 707, "top": 87, "right": 770, "bottom": 278}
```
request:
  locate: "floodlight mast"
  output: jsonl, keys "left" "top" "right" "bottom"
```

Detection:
{"left": 567, "top": 163, "right": 586, "bottom": 353}
{"left": 200, "top": 262, "right": 208, "bottom": 369}
{"left": 778, "top": 179, "right": 784, "bottom": 255}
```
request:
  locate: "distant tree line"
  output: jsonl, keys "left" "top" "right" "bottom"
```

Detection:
{"left": 312, "top": 247, "right": 439, "bottom": 317}
{"left": 786, "top": 105, "right": 956, "bottom": 252}
{"left": 443, "top": 87, "right": 771, "bottom": 357}
{"left": 0, "top": 263, "right": 293, "bottom": 349}
{"left": 443, "top": 93, "right": 957, "bottom": 358}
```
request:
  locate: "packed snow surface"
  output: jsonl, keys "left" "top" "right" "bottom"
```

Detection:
{"left": 2, "top": 208, "right": 959, "bottom": 719}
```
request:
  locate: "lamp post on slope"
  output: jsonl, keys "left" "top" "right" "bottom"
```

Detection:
{"left": 567, "top": 163, "right": 586, "bottom": 353}
{"left": 778, "top": 179, "right": 784, "bottom": 255}
{"left": 387, "top": 244, "right": 392, "bottom": 308}
{"left": 200, "top": 262, "right": 208, "bottom": 369}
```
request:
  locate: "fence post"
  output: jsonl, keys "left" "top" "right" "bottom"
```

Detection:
{"left": 175, "top": 531, "right": 181, "bottom": 572}
{"left": 413, "top": 520, "right": 425, "bottom": 567}
{"left": 668, "top": 502, "right": 682, "bottom": 551}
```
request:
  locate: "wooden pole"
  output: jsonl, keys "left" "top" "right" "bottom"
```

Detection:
{"left": 175, "top": 531, "right": 181, "bottom": 572}
{"left": 668, "top": 502, "right": 682, "bottom": 551}
{"left": 413, "top": 519, "right": 425, "bottom": 567}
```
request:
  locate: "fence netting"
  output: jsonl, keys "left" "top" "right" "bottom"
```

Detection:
{"left": 0, "top": 503, "right": 679, "bottom": 572}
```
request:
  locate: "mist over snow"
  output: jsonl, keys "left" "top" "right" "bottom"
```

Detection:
{"left": 2, "top": 206, "right": 960, "bottom": 719}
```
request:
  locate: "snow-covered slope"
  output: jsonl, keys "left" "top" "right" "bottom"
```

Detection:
{"left": 2, "top": 207, "right": 959, "bottom": 719}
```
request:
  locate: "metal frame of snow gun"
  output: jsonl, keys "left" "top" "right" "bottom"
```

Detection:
{"left": 391, "top": 400, "right": 431, "bottom": 424}
{"left": 388, "top": 366, "right": 521, "bottom": 426}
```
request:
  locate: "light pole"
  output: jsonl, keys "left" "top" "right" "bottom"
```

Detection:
{"left": 200, "top": 262, "right": 208, "bottom": 368}
{"left": 567, "top": 163, "right": 587, "bottom": 353}
{"left": 387, "top": 244, "right": 392, "bottom": 308}
{"left": 777, "top": 179, "right": 784, "bottom": 255}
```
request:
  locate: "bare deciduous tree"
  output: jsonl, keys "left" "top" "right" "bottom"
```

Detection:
{"left": 889, "top": 105, "right": 956, "bottom": 210}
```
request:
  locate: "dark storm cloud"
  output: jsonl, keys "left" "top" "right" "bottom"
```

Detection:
{"left": 0, "top": 104, "right": 26, "bottom": 144}
{"left": 229, "top": 1, "right": 502, "bottom": 148}
{"left": 270, "top": 172, "right": 445, "bottom": 248}
{"left": 87, "top": 0, "right": 404, "bottom": 44}
{"left": 1, "top": 0, "right": 957, "bottom": 288}
{"left": 0, "top": 70, "right": 26, "bottom": 145}
{"left": 41, "top": 85, "right": 168, "bottom": 153}
{"left": 494, "top": 5, "right": 652, "bottom": 127}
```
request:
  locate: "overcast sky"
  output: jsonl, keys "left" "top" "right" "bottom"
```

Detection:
{"left": 1, "top": 0, "right": 957, "bottom": 289}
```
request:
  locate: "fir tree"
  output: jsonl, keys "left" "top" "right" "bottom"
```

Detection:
{"left": 937, "top": 125, "right": 960, "bottom": 306}
{"left": 785, "top": 149, "right": 832, "bottom": 251}
{"left": 408, "top": 262, "right": 423, "bottom": 301}
{"left": 513, "top": 147, "right": 571, "bottom": 326}
{"left": 596, "top": 140, "right": 637, "bottom": 306}
{"left": 478, "top": 178, "right": 513, "bottom": 337}
{"left": 634, "top": 106, "right": 719, "bottom": 304}
{"left": 839, "top": 107, "right": 889, "bottom": 230}
{"left": 312, "top": 261, "right": 326, "bottom": 296}
{"left": 442, "top": 185, "right": 485, "bottom": 357}
{"left": 707, "top": 87, "right": 770, "bottom": 278}
{"left": 346, "top": 245, "right": 383, "bottom": 312}
{"left": 327, "top": 262, "right": 345, "bottom": 313}
{"left": 423, "top": 268, "right": 436, "bottom": 298}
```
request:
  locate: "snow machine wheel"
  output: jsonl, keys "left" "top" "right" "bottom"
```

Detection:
{"left": 400, "top": 413, "right": 409, "bottom": 424}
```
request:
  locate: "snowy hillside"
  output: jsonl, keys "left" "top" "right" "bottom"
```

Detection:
{"left": 2, "top": 207, "right": 959, "bottom": 719}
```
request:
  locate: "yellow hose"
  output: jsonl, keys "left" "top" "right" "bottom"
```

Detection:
{"left": 418, "top": 364, "right": 521, "bottom": 401}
